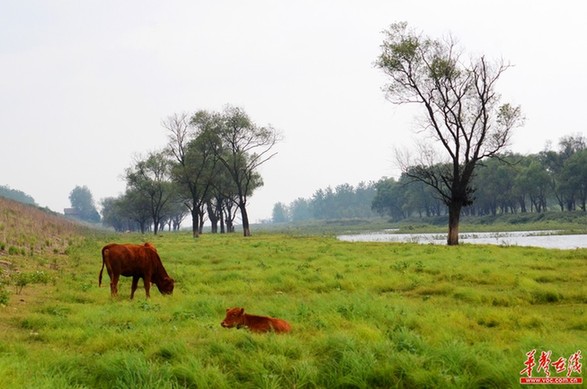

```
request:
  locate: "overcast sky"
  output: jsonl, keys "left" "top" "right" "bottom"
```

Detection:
{"left": 1, "top": 1, "right": 585, "bottom": 223}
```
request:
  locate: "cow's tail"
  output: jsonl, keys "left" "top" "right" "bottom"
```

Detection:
{"left": 99, "top": 247, "right": 108, "bottom": 287}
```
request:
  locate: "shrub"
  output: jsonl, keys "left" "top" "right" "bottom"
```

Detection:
{"left": 29, "top": 270, "right": 50, "bottom": 284}
{"left": 531, "top": 290, "right": 562, "bottom": 304}
{"left": 13, "top": 272, "right": 30, "bottom": 294}
{"left": 0, "top": 281, "right": 9, "bottom": 305}
{"left": 11, "top": 271, "right": 51, "bottom": 294}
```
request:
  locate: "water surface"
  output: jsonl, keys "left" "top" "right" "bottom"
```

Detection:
{"left": 338, "top": 230, "right": 587, "bottom": 249}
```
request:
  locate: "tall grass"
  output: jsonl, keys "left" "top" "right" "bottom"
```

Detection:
{"left": 0, "top": 232, "right": 585, "bottom": 387}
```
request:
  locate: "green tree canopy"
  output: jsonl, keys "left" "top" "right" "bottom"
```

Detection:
{"left": 69, "top": 185, "right": 100, "bottom": 223}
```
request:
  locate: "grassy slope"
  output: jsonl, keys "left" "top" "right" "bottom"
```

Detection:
{"left": 0, "top": 229, "right": 585, "bottom": 388}
{"left": 0, "top": 196, "right": 85, "bottom": 256}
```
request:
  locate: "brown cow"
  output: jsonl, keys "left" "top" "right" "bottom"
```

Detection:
{"left": 221, "top": 307, "right": 291, "bottom": 333}
{"left": 99, "top": 243, "right": 174, "bottom": 299}
{"left": 143, "top": 242, "right": 157, "bottom": 251}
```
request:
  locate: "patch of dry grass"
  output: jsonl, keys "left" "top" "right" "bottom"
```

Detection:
{"left": 0, "top": 197, "right": 85, "bottom": 257}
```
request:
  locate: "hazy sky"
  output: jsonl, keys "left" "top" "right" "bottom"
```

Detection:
{"left": 1, "top": 1, "right": 585, "bottom": 222}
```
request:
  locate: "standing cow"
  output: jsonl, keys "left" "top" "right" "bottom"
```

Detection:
{"left": 99, "top": 243, "right": 174, "bottom": 299}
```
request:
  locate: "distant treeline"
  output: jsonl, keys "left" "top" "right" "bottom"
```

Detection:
{"left": 273, "top": 135, "right": 587, "bottom": 222}
{"left": 272, "top": 182, "right": 378, "bottom": 222}
{"left": 0, "top": 185, "right": 36, "bottom": 206}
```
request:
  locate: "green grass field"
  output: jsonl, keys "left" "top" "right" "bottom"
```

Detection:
{"left": 1, "top": 232, "right": 585, "bottom": 388}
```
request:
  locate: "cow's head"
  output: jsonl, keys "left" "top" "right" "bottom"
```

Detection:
{"left": 156, "top": 276, "right": 174, "bottom": 295}
{"left": 221, "top": 307, "right": 245, "bottom": 328}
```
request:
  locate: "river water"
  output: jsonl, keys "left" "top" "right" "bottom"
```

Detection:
{"left": 338, "top": 230, "right": 587, "bottom": 249}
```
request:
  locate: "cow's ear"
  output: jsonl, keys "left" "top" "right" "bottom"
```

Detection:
{"left": 226, "top": 308, "right": 230, "bottom": 312}
{"left": 238, "top": 308, "right": 245, "bottom": 315}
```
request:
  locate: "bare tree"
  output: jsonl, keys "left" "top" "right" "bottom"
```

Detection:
{"left": 376, "top": 22, "right": 523, "bottom": 245}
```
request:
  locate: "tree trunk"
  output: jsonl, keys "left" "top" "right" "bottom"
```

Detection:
{"left": 207, "top": 201, "right": 218, "bottom": 233}
{"left": 519, "top": 197, "right": 527, "bottom": 213}
{"left": 447, "top": 202, "right": 462, "bottom": 246}
{"left": 198, "top": 208, "right": 206, "bottom": 234}
{"left": 153, "top": 216, "right": 159, "bottom": 235}
{"left": 199, "top": 217, "right": 205, "bottom": 234}
{"left": 239, "top": 201, "right": 251, "bottom": 237}
{"left": 191, "top": 208, "right": 199, "bottom": 238}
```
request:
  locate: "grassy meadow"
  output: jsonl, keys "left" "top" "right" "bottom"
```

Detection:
{"left": 0, "top": 231, "right": 586, "bottom": 388}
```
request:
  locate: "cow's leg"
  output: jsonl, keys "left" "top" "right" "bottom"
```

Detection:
{"left": 130, "top": 276, "right": 140, "bottom": 299}
{"left": 143, "top": 275, "right": 151, "bottom": 298}
{"left": 110, "top": 274, "right": 119, "bottom": 297}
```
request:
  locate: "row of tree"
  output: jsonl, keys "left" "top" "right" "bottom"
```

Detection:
{"left": 100, "top": 105, "right": 280, "bottom": 237}
{"left": 474, "top": 138, "right": 587, "bottom": 215}
{"left": 0, "top": 185, "right": 36, "bottom": 205}
{"left": 272, "top": 134, "right": 586, "bottom": 223}
{"left": 272, "top": 182, "right": 378, "bottom": 222}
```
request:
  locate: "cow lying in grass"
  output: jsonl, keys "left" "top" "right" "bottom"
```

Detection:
{"left": 221, "top": 307, "right": 291, "bottom": 333}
